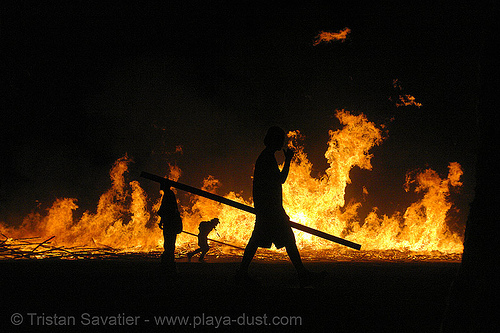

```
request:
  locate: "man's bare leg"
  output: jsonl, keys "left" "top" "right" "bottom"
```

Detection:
{"left": 285, "top": 242, "right": 308, "bottom": 276}
{"left": 286, "top": 241, "right": 327, "bottom": 288}
{"left": 239, "top": 237, "right": 258, "bottom": 274}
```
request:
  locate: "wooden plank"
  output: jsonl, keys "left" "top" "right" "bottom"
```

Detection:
{"left": 182, "top": 230, "right": 246, "bottom": 250}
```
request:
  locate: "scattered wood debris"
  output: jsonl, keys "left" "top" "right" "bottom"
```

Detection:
{"left": 0, "top": 233, "right": 161, "bottom": 260}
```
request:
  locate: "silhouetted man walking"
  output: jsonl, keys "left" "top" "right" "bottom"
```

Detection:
{"left": 236, "top": 126, "right": 325, "bottom": 288}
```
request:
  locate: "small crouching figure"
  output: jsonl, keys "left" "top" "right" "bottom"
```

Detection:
{"left": 187, "top": 218, "right": 220, "bottom": 262}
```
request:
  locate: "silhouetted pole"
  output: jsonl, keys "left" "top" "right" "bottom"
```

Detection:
{"left": 182, "top": 230, "right": 246, "bottom": 250}
{"left": 141, "top": 171, "right": 362, "bottom": 250}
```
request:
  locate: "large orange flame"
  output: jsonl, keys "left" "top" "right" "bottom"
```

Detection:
{"left": 0, "top": 110, "right": 464, "bottom": 259}
{"left": 1, "top": 156, "right": 162, "bottom": 251}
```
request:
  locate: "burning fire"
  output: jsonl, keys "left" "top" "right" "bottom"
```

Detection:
{"left": 313, "top": 28, "right": 351, "bottom": 46}
{"left": 1, "top": 156, "right": 162, "bottom": 252}
{"left": 395, "top": 94, "right": 422, "bottom": 108}
{"left": 0, "top": 110, "right": 464, "bottom": 260}
{"left": 391, "top": 79, "right": 422, "bottom": 108}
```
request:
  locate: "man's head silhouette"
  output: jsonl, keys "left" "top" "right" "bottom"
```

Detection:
{"left": 264, "top": 126, "right": 285, "bottom": 151}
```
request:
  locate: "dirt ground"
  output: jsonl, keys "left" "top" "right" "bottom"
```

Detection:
{"left": 1, "top": 257, "right": 460, "bottom": 332}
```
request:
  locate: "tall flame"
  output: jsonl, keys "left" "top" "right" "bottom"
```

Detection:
{"left": 351, "top": 162, "right": 463, "bottom": 252}
{"left": 282, "top": 110, "right": 384, "bottom": 247}
{"left": 1, "top": 156, "right": 162, "bottom": 250}
{"left": 0, "top": 110, "right": 464, "bottom": 258}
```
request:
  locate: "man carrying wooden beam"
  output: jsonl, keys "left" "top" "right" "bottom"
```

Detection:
{"left": 157, "top": 182, "right": 183, "bottom": 274}
{"left": 235, "top": 126, "right": 326, "bottom": 288}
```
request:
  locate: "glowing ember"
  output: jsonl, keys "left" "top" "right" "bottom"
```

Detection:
{"left": 313, "top": 28, "right": 351, "bottom": 46}
{"left": 0, "top": 110, "right": 464, "bottom": 260}
{"left": 391, "top": 79, "right": 422, "bottom": 108}
{"left": 395, "top": 94, "right": 422, "bottom": 108}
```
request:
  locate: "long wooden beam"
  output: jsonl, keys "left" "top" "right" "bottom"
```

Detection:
{"left": 141, "top": 171, "right": 361, "bottom": 250}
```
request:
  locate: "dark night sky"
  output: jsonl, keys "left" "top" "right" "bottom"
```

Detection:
{"left": 1, "top": 1, "right": 485, "bottom": 228}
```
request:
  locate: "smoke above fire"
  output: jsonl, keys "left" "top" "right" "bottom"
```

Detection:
{"left": 0, "top": 110, "right": 464, "bottom": 257}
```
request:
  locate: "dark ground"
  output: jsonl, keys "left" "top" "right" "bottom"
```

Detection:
{"left": 0, "top": 257, "right": 460, "bottom": 332}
